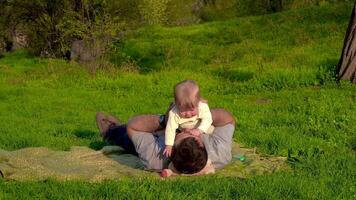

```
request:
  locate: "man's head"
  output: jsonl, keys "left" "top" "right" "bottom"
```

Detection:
{"left": 171, "top": 136, "right": 208, "bottom": 174}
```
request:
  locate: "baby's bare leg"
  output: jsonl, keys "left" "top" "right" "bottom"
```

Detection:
{"left": 126, "top": 115, "right": 161, "bottom": 139}
{"left": 210, "top": 108, "right": 235, "bottom": 127}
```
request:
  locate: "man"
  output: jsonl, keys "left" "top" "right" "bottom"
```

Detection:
{"left": 96, "top": 108, "right": 235, "bottom": 176}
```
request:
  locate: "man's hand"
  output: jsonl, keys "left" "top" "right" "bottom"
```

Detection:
{"left": 163, "top": 145, "right": 173, "bottom": 157}
{"left": 188, "top": 128, "right": 203, "bottom": 136}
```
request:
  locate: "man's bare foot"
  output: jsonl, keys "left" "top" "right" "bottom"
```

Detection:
{"left": 96, "top": 112, "right": 116, "bottom": 139}
{"left": 107, "top": 115, "right": 121, "bottom": 126}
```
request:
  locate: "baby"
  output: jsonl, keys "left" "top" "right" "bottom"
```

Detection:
{"left": 163, "top": 80, "right": 213, "bottom": 157}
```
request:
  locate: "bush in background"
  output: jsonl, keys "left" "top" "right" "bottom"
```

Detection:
{"left": 0, "top": 0, "right": 123, "bottom": 58}
{"left": 139, "top": 0, "right": 171, "bottom": 25}
{"left": 198, "top": 0, "right": 353, "bottom": 21}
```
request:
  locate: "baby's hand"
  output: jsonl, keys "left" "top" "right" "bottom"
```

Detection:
{"left": 188, "top": 129, "right": 202, "bottom": 136}
{"left": 163, "top": 145, "right": 172, "bottom": 157}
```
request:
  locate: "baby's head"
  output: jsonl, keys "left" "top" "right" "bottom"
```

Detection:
{"left": 174, "top": 80, "right": 200, "bottom": 118}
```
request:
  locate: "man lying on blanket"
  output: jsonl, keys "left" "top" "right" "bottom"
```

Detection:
{"left": 96, "top": 108, "right": 235, "bottom": 177}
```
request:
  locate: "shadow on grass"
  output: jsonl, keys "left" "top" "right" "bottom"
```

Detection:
{"left": 89, "top": 141, "right": 106, "bottom": 150}
{"left": 73, "top": 129, "right": 97, "bottom": 139}
{"left": 214, "top": 68, "right": 255, "bottom": 82}
{"left": 317, "top": 58, "right": 338, "bottom": 84}
{"left": 348, "top": 135, "right": 356, "bottom": 152}
{"left": 109, "top": 42, "right": 165, "bottom": 74}
{"left": 74, "top": 129, "right": 106, "bottom": 150}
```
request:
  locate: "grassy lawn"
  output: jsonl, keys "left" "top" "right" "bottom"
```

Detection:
{"left": 0, "top": 2, "right": 355, "bottom": 199}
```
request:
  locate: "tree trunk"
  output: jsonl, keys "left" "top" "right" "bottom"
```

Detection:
{"left": 338, "top": 2, "right": 356, "bottom": 83}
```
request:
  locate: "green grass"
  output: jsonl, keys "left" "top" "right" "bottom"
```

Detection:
{"left": 0, "top": 2, "right": 355, "bottom": 199}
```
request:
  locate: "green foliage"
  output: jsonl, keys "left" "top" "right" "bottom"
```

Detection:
{"left": 103, "top": 0, "right": 141, "bottom": 24}
{"left": 0, "top": 2, "right": 355, "bottom": 199}
{"left": 1, "top": 0, "right": 353, "bottom": 57}
{"left": 198, "top": 0, "right": 354, "bottom": 21}
{"left": 1, "top": 0, "right": 123, "bottom": 57}
{"left": 1, "top": 169, "right": 354, "bottom": 199}
{"left": 166, "top": 0, "right": 201, "bottom": 25}
{"left": 139, "top": 0, "right": 171, "bottom": 25}
{"left": 110, "top": 2, "right": 350, "bottom": 89}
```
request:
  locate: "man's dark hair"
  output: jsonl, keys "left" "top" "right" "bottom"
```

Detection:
{"left": 171, "top": 137, "right": 208, "bottom": 174}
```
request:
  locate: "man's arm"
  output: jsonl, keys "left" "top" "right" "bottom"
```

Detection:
{"left": 126, "top": 115, "right": 161, "bottom": 139}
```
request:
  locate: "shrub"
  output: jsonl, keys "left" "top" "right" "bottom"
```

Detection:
{"left": 139, "top": 0, "right": 171, "bottom": 25}
{"left": 2, "top": 0, "right": 123, "bottom": 58}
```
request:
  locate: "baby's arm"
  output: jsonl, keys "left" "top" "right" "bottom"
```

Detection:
{"left": 197, "top": 102, "right": 213, "bottom": 134}
{"left": 164, "top": 110, "right": 179, "bottom": 157}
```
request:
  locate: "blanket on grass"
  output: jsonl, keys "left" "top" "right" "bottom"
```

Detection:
{"left": 0, "top": 143, "right": 289, "bottom": 181}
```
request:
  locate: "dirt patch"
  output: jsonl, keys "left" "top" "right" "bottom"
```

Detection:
{"left": 255, "top": 97, "right": 272, "bottom": 105}
{"left": 219, "top": 144, "right": 289, "bottom": 177}
{"left": 0, "top": 144, "right": 289, "bottom": 181}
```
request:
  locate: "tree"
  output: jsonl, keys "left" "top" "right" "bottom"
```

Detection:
{"left": 1, "top": 0, "right": 76, "bottom": 56}
{"left": 0, "top": 0, "right": 21, "bottom": 52}
{"left": 337, "top": 2, "right": 356, "bottom": 83}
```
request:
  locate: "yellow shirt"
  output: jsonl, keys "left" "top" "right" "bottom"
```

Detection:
{"left": 165, "top": 102, "right": 213, "bottom": 146}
